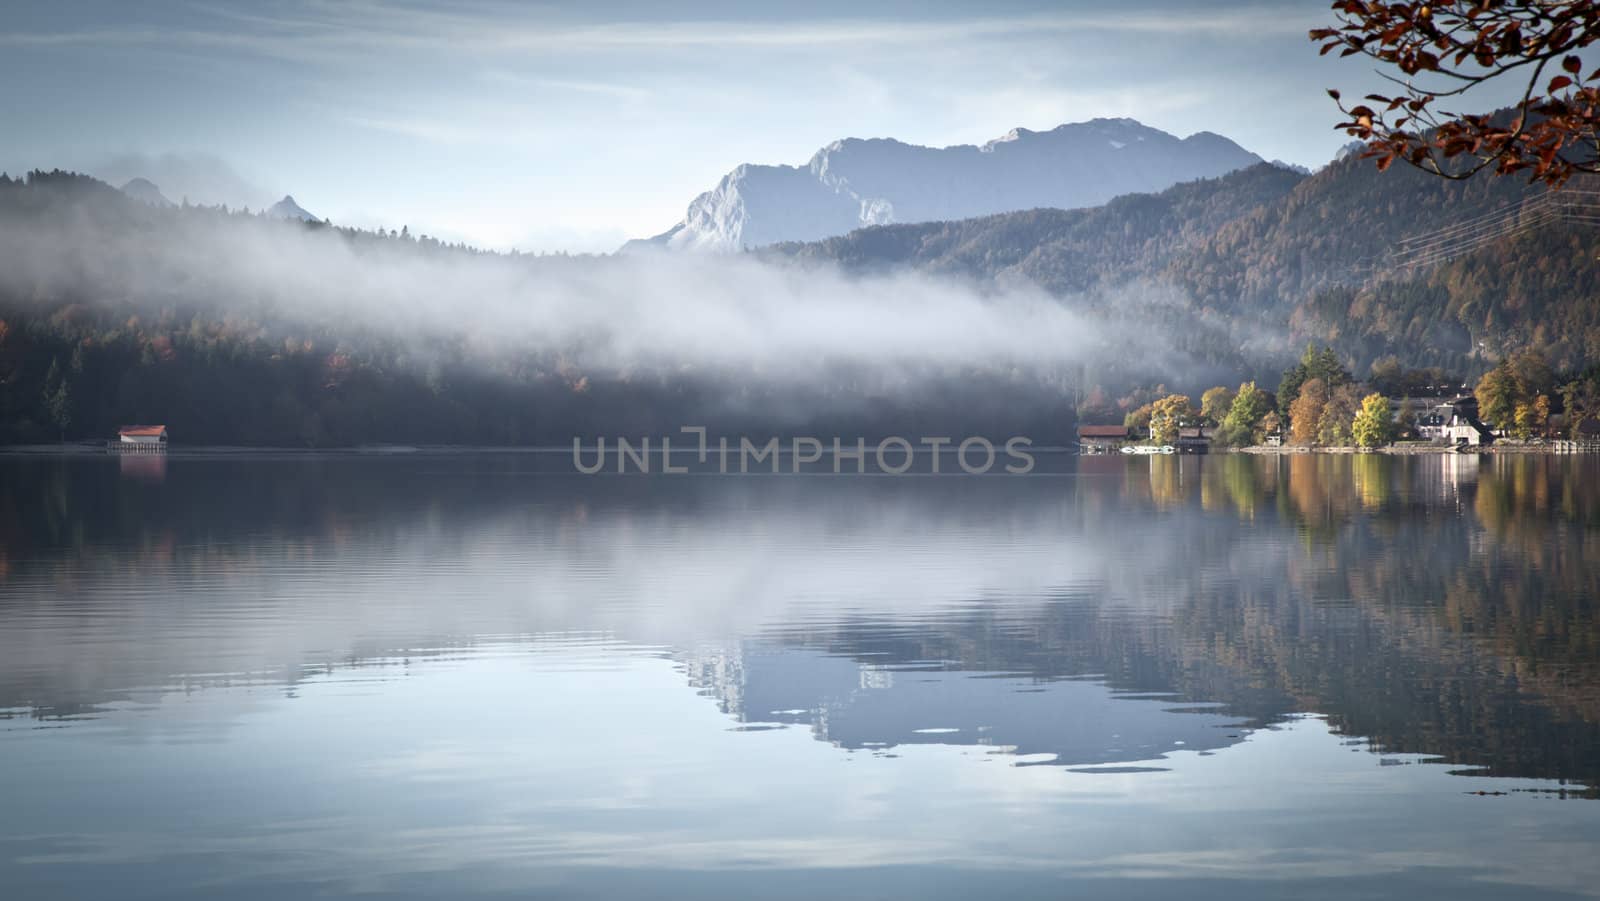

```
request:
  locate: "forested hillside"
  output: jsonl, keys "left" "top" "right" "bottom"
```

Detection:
{"left": 1299, "top": 225, "right": 1600, "bottom": 374}
{"left": 774, "top": 156, "right": 1600, "bottom": 383}
{"left": 0, "top": 171, "right": 1084, "bottom": 446}
{"left": 4, "top": 152, "right": 1598, "bottom": 447}
{"left": 769, "top": 163, "right": 1305, "bottom": 293}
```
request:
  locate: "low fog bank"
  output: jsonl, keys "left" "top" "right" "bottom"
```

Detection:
{"left": 0, "top": 457, "right": 1234, "bottom": 717}
{"left": 0, "top": 174, "right": 1244, "bottom": 443}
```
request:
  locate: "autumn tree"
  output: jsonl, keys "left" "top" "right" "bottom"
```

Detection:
{"left": 1290, "top": 377, "right": 1330, "bottom": 445}
{"left": 1476, "top": 351, "right": 1553, "bottom": 432}
{"left": 1507, "top": 349, "right": 1556, "bottom": 398}
{"left": 1218, "top": 381, "right": 1273, "bottom": 446}
{"left": 1352, "top": 392, "right": 1394, "bottom": 448}
{"left": 1313, "top": 2, "right": 1600, "bottom": 185}
{"left": 1201, "top": 385, "right": 1236, "bottom": 425}
{"left": 1318, "top": 384, "right": 1363, "bottom": 446}
{"left": 1561, "top": 374, "right": 1600, "bottom": 435}
{"left": 1124, "top": 402, "right": 1155, "bottom": 434}
{"left": 1259, "top": 410, "right": 1284, "bottom": 441}
{"left": 1279, "top": 344, "right": 1352, "bottom": 420}
{"left": 1148, "top": 394, "right": 1194, "bottom": 445}
{"left": 1511, "top": 393, "right": 1551, "bottom": 439}
{"left": 1476, "top": 363, "right": 1520, "bottom": 430}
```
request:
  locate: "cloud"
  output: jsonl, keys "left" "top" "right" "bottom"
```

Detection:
{"left": 479, "top": 71, "right": 654, "bottom": 103}
{"left": 0, "top": 4, "right": 1317, "bottom": 61}
{"left": 345, "top": 115, "right": 485, "bottom": 145}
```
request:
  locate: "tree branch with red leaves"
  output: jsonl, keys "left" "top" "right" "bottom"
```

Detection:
{"left": 1312, "top": 1, "right": 1600, "bottom": 184}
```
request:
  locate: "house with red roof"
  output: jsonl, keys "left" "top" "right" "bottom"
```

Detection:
{"left": 117, "top": 425, "right": 168, "bottom": 451}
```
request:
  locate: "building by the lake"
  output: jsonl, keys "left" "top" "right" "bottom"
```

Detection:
{"left": 116, "top": 425, "right": 168, "bottom": 452}
{"left": 1176, "top": 426, "right": 1215, "bottom": 453}
{"left": 1077, "top": 425, "right": 1130, "bottom": 453}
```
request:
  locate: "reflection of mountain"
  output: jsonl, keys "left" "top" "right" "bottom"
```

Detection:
{"left": 1, "top": 453, "right": 1598, "bottom": 791}
{"left": 685, "top": 643, "right": 1249, "bottom": 767}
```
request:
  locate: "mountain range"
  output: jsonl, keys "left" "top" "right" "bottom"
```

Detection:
{"left": 117, "top": 176, "right": 322, "bottom": 223}
{"left": 5, "top": 112, "right": 1598, "bottom": 447}
{"left": 626, "top": 118, "right": 1264, "bottom": 252}
{"left": 767, "top": 152, "right": 1599, "bottom": 380}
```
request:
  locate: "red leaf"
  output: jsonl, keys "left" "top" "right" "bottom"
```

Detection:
{"left": 1550, "top": 76, "right": 1574, "bottom": 92}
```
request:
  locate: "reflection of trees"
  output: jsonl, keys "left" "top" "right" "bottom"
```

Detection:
{"left": 779, "top": 455, "right": 1600, "bottom": 788}
{"left": 1146, "top": 455, "right": 1183, "bottom": 508}
{"left": 1472, "top": 455, "right": 1577, "bottom": 552}
{"left": 1199, "top": 455, "right": 1270, "bottom": 519}
{"left": 764, "top": 519, "right": 1600, "bottom": 788}
{"left": 3, "top": 453, "right": 1599, "bottom": 791}
{"left": 1350, "top": 454, "right": 1391, "bottom": 510}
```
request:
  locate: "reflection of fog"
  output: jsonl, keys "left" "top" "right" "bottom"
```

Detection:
{"left": 0, "top": 454, "right": 1598, "bottom": 788}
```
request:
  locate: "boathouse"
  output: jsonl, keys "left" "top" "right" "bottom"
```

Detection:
{"left": 117, "top": 425, "right": 168, "bottom": 452}
{"left": 1078, "top": 425, "right": 1130, "bottom": 453}
{"left": 1176, "top": 426, "right": 1215, "bottom": 454}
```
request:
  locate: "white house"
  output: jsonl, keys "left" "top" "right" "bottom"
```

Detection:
{"left": 1412, "top": 403, "right": 1457, "bottom": 441}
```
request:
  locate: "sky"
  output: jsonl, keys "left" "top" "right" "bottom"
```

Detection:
{"left": 0, "top": 0, "right": 1537, "bottom": 253}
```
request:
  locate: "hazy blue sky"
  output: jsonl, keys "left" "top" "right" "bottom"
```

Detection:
{"left": 0, "top": 1, "right": 1534, "bottom": 252}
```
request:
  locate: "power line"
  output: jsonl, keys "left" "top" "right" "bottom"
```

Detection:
{"left": 1380, "top": 190, "right": 1600, "bottom": 275}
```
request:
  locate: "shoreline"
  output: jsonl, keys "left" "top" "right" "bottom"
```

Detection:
{"left": 8, "top": 442, "right": 1594, "bottom": 458}
{"left": 1233, "top": 442, "right": 1594, "bottom": 455}
{"left": 0, "top": 443, "right": 1086, "bottom": 457}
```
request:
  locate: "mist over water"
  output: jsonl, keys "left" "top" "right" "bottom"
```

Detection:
{"left": 0, "top": 184, "right": 1232, "bottom": 431}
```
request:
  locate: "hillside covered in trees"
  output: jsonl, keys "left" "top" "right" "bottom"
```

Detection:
{"left": 774, "top": 155, "right": 1600, "bottom": 389}
{"left": 0, "top": 171, "right": 1087, "bottom": 446}
{"left": 4, "top": 151, "right": 1599, "bottom": 448}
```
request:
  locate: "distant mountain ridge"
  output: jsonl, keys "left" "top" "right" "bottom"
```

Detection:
{"left": 267, "top": 194, "right": 319, "bottom": 222}
{"left": 626, "top": 118, "right": 1263, "bottom": 252}
{"left": 119, "top": 177, "right": 174, "bottom": 208}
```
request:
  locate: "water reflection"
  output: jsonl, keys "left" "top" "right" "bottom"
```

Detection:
{"left": 9, "top": 454, "right": 1600, "bottom": 896}
{"left": 2, "top": 452, "right": 1597, "bottom": 787}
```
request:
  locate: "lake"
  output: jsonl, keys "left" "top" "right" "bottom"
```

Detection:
{"left": 2, "top": 451, "right": 1598, "bottom": 900}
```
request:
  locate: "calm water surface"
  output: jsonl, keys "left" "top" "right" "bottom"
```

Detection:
{"left": 2, "top": 452, "right": 1598, "bottom": 899}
